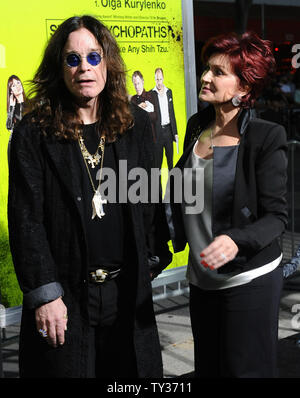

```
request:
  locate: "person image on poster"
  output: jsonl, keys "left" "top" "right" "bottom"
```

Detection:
{"left": 6, "top": 75, "right": 25, "bottom": 162}
{"left": 6, "top": 75, "right": 25, "bottom": 132}
{"left": 131, "top": 70, "right": 157, "bottom": 145}
{"left": 152, "top": 68, "right": 178, "bottom": 170}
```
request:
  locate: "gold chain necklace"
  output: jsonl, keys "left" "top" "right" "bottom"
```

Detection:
{"left": 78, "top": 135, "right": 104, "bottom": 169}
{"left": 78, "top": 134, "right": 107, "bottom": 219}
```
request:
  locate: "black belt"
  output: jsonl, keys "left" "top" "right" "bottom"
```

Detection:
{"left": 89, "top": 268, "right": 121, "bottom": 283}
{"left": 161, "top": 124, "right": 171, "bottom": 129}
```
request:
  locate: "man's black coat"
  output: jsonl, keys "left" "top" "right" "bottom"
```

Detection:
{"left": 8, "top": 105, "right": 172, "bottom": 377}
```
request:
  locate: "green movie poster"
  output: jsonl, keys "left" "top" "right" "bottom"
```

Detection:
{"left": 0, "top": 0, "right": 188, "bottom": 306}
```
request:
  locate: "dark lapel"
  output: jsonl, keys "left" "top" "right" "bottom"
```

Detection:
{"left": 43, "top": 137, "right": 85, "bottom": 218}
{"left": 230, "top": 122, "right": 249, "bottom": 226}
{"left": 113, "top": 130, "right": 145, "bottom": 261}
{"left": 152, "top": 90, "right": 162, "bottom": 125}
{"left": 113, "top": 132, "right": 129, "bottom": 164}
{"left": 113, "top": 130, "right": 136, "bottom": 180}
{"left": 167, "top": 89, "right": 171, "bottom": 106}
{"left": 231, "top": 108, "right": 252, "bottom": 210}
{"left": 174, "top": 138, "right": 196, "bottom": 170}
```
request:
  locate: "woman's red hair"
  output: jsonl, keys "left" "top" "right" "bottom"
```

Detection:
{"left": 201, "top": 31, "right": 276, "bottom": 107}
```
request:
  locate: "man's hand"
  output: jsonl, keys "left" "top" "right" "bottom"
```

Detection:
{"left": 138, "top": 102, "right": 147, "bottom": 109}
{"left": 35, "top": 296, "right": 68, "bottom": 348}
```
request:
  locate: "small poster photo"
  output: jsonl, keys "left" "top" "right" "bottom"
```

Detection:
{"left": 130, "top": 68, "right": 178, "bottom": 170}
{"left": 6, "top": 75, "right": 25, "bottom": 132}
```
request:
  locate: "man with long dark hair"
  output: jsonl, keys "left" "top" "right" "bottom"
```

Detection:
{"left": 8, "top": 15, "right": 171, "bottom": 378}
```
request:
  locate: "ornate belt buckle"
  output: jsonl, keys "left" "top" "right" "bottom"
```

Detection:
{"left": 94, "top": 268, "right": 108, "bottom": 283}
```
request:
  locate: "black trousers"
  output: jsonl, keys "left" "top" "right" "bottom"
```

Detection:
{"left": 86, "top": 278, "right": 137, "bottom": 378}
{"left": 189, "top": 266, "right": 283, "bottom": 378}
{"left": 156, "top": 125, "right": 174, "bottom": 170}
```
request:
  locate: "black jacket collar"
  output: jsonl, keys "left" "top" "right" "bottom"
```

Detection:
{"left": 195, "top": 104, "right": 252, "bottom": 136}
{"left": 180, "top": 105, "right": 253, "bottom": 169}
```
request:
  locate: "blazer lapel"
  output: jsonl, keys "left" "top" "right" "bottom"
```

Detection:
{"left": 113, "top": 131, "right": 144, "bottom": 254}
{"left": 113, "top": 131, "right": 137, "bottom": 181}
{"left": 44, "top": 138, "right": 84, "bottom": 216}
{"left": 175, "top": 138, "right": 196, "bottom": 170}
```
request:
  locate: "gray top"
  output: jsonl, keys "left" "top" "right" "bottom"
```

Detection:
{"left": 182, "top": 142, "right": 281, "bottom": 290}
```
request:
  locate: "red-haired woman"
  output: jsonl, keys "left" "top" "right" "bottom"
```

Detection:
{"left": 166, "top": 31, "right": 288, "bottom": 377}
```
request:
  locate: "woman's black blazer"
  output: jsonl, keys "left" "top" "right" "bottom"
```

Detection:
{"left": 166, "top": 105, "right": 288, "bottom": 274}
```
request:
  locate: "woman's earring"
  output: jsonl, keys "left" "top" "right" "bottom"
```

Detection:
{"left": 232, "top": 95, "right": 242, "bottom": 107}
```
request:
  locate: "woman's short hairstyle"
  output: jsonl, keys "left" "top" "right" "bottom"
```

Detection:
{"left": 28, "top": 15, "right": 133, "bottom": 140}
{"left": 201, "top": 31, "right": 276, "bottom": 107}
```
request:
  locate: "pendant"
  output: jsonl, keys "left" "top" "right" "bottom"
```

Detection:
{"left": 92, "top": 190, "right": 107, "bottom": 219}
{"left": 87, "top": 153, "right": 101, "bottom": 168}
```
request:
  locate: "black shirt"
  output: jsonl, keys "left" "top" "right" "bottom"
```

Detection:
{"left": 77, "top": 123, "right": 124, "bottom": 270}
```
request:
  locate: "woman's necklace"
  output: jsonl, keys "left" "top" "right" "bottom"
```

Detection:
{"left": 78, "top": 134, "right": 107, "bottom": 219}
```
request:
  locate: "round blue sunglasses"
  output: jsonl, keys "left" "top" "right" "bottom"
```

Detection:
{"left": 65, "top": 51, "right": 102, "bottom": 67}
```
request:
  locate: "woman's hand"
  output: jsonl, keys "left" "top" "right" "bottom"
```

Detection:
{"left": 200, "top": 235, "right": 238, "bottom": 270}
{"left": 35, "top": 296, "right": 68, "bottom": 348}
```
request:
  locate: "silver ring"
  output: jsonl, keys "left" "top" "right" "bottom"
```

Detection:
{"left": 38, "top": 328, "right": 48, "bottom": 338}
{"left": 220, "top": 253, "right": 227, "bottom": 262}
